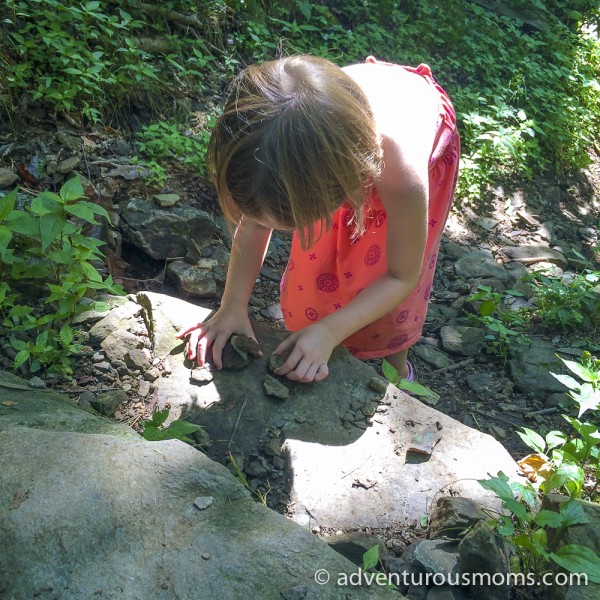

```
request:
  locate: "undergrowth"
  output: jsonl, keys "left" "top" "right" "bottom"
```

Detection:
{"left": 0, "top": 1, "right": 599, "bottom": 195}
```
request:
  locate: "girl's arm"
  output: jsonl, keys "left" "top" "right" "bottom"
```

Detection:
{"left": 177, "top": 216, "right": 272, "bottom": 368}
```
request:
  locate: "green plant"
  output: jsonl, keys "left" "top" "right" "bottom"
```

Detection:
{"left": 466, "top": 285, "right": 529, "bottom": 361}
{"left": 381, "top": 358, "right": 439, "bottom": 401}
{"left": 525, "top": 263, "right": 600, "bottom": 330}
{"left": 517, "top": 352, "right": 600, "bottom": 502}
{"left": 140, "top": 407, "right": 203, "bottom": 443}
{"left": 0, "top": 177, "right": 124, "bottom": 376}
{"left": 3, "top": 0, "right": 156, "bottom": 121}
{"left": 135, "top": 116, "right": 216, "bottom": 176}
{"left": 228, "top": 451, "right": 270, "bottom": 505}
{"left": 479, "top": 471, "right": 600, "bottom": 582}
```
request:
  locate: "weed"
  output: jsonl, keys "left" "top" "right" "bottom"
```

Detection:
{"left": 381, "top": 358, "right": 439, "bottom": 401}
{"left": 525, "top": 262, "right": 600, "bottom": 330}
{"left": 466, "top": 285, "right": 530, "bottom": 361}
{"left": 140, "top": 407, "right": 203, "bottom": 443}
{"left": 228, "top": 452, "right": 270, "bottom": 505}
{"left": 0, "top": 177, "right": 124, "bottom": 377}
{"left": 135, "top": 117, "right": 216, "bottom": 176}
{"left": 479, "top": 471, "right": 600, "bottom": 583}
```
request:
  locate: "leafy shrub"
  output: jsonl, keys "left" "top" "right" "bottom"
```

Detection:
{"left": 0, "top": 178, "right": 124, "bottom": 377}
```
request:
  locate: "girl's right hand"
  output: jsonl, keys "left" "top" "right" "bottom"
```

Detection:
{"left": 176, "top": 306, "right": 261, "bottom": 369}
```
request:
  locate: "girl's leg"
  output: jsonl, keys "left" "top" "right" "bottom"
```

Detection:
{"left": 384, "top": 348, "right": 410, "bottom": 379}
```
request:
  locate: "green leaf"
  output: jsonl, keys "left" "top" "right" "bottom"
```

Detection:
{"left": 5, "top": 211, "right": 39, "bottom": 236}
{"left": 577, "top": 384, "right": 600, "bottom": 418}
{"left": 479, "top": 298, "right": 498, "bottom": 316}
{"left": 39, "top": 213, "right": 63, "bottom": 251}
{"left": 59, "top": 176, "right": 84, "bottom": 203}
{"left": 543, "top": 462, "right": 584, "bottom": 495}
{"left": 561, "top": 358, "right": 596, "bottom": 383}
{"left": 381, "top": 359, "right": 398, "bottom": 383}
{"left": 550, "top": 545, "right": 600, "bottom": 583}
{"left": 396, "top": 379, "right": 439, "bottom": 399}
{"left": 0, "top": 225, "right": 12, "bottom": 254}
{"left": 164, "top": 420, "right": 202, "bottom": 439}
{"left": 533, "top": 509, "right": 563, "bottom": 528}
{"left": 479, "top": 472, "right": 515, "bottom": 504}
{"left": 10, "top": 338, "right": 27, "bottom": 351}
{"left": 545, "top": 430, "right": 568, "bottom": 451}
{"left": 0, "top": 188, "right": 17, "bottom": 220}
{"left": 64, "top": 202, "right": 98, "bottom": 224}
{"left": 59, "top": 325, "right": 74, "bottom": 346}
{"left": 362, "top": 545, "right": 379, "bottom": 572}
{"left": 14, "top": 348, "right": 30, "bottom": 368}
{"left": 551, "top": 373, "right": 580, "bottom": 391}
{"left": 79, "top": 261, "right": 103, "bottom": 283}
{"left": 141, "top": 425, "right": 166, "bottom": 441}
{"left": 559, "top": 499, "right": 589, "bottom": 527}
{"left": 517, "top": 428, "right": 546, "bottom": 454}
{"left": 150, "top": 408, "right": 169, "bottom": 426}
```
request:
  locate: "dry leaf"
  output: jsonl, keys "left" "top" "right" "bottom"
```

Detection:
{"left": 517, "top": 453, "right": 552, "bottom": 483}
{"left": 1, "top": 401, "right": 17, "bottom": 406}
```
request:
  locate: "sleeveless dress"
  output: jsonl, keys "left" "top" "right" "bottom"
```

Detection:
{"left": 279, "top": 59, "right": 460, "bottom": 359}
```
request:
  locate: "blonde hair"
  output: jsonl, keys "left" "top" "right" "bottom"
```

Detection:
{"left": 207, "top": 55, "right": 382, "bottom": 249}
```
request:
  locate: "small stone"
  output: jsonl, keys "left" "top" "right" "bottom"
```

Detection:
{"left": 27, "top": 377, "right": 46, "bottom": 389}
{"left": 138, "top": 380, "right": 151, "bottom": 397}
{"left": 268, "top": 353, "right": 286, "bottom": 373}
{"left": 190, "top": 366, "right": 213, "bottom": 384}
{"left": 193, "top": 496, "right": 214, "bottom": 511}
{"left": 56, "top": 156, "right": 81, "bottom": 174}
{"left": 263, "top": 374, "right": 289, "bottom": 400}
{"left": 281, "top": 585, "right": 308, "bottom": 600}
{"left": 94, "top": 361, "right": 112, "bottom": 373}
{"left": 368, "top": 376, "right": 388, "bottom": 394}
{"left": 92, "top": 352, "right": 105, "bottom": 363}
{"left": 245, "top": 460, "right": 268, "bottom": 477}
{"left": 89, "top": 390, "right": 128, "bottom": 417}
{"left": 264, "top": 438, "right": 282, "bottom": 457}
{"left": 0, "top": 168, "right": 19, "bottom": 189}
{"left": 201, "top": 552, "right": 210, "bottom": 560}
{"left": 153, "top": 193, "right": 181, "bottom": 208}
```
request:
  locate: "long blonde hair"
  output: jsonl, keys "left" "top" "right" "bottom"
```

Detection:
{"left": 208, "top": 55, "right": 382, "bottom": 249}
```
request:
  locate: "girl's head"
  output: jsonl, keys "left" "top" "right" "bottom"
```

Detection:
{"left": 208, "top": 55, "right": 382, "bottom": 248}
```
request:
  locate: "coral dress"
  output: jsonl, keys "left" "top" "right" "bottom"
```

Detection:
{"left": 280, "top": 61, "right": 460, "bottom": 359}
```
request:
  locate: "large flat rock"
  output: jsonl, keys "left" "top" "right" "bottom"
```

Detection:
{"left": 0, "top": 383, "right": 397, "bottom": 600}
{"left": 138, "top": 293, "right": 520, "bottom": 531}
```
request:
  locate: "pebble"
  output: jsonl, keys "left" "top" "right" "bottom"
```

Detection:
{"left": 0, "top": 168, "right": 19, "bottom": 189}
{"left": 193, "top": 496, "right": 214, "bottom": 511}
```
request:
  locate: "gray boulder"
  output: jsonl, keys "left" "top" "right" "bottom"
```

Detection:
{"left": 120, "top": 197, "right": 216, "bottom": 259}
{"left": 508, "top": 338, "right": 570, "bottom": 395}
{"left": 0, "top": 371, "right": 397, "bottom": 600}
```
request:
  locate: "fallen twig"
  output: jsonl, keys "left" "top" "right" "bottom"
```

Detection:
{"left": 526, "top": 407, "right": 560, "bottom": 417}
{"left": 433, "top": 358, "right": 475, "bottom": 374}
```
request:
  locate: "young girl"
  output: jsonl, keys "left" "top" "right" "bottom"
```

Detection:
{"left": 178, "top": 55, "right": 459, "bottom": 384}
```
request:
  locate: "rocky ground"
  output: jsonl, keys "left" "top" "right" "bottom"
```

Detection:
{"left": 1, "top": 117, "right": 599, "bottom": 600}
{"left": 1, "top": 119, "right": 599, "bottom": 464}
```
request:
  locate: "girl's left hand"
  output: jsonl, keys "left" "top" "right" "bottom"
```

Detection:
{"left": 273, "top": 323, "right": 337, "bottom": 383}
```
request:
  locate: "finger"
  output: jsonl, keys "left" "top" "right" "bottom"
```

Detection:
{"left": 211, "top": 335, "right": 227, "bottom": 370}
{"left": 314, "top": 363, "right": 329, "bottom": 382}
{"left": 285, "top": 357, "right": 312, "bottom": 382}
{"left": 197, "top": 337, "right": 209, "bottom": 367}
{"left": 273, "top": 334, "right": 297, "bottom": 356}
{"left": 176, "top": 323, "right": 203, "bottom": 339}
{"left": 299, "top": 363, "right": 320, "bottom": 383}
{"left": 275, "top": 347, "right": 302, "bottom": 377}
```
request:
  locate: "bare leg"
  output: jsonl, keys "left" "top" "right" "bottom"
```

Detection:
{"left": 385, "top": 348, "right": 410, "bottom": 379}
